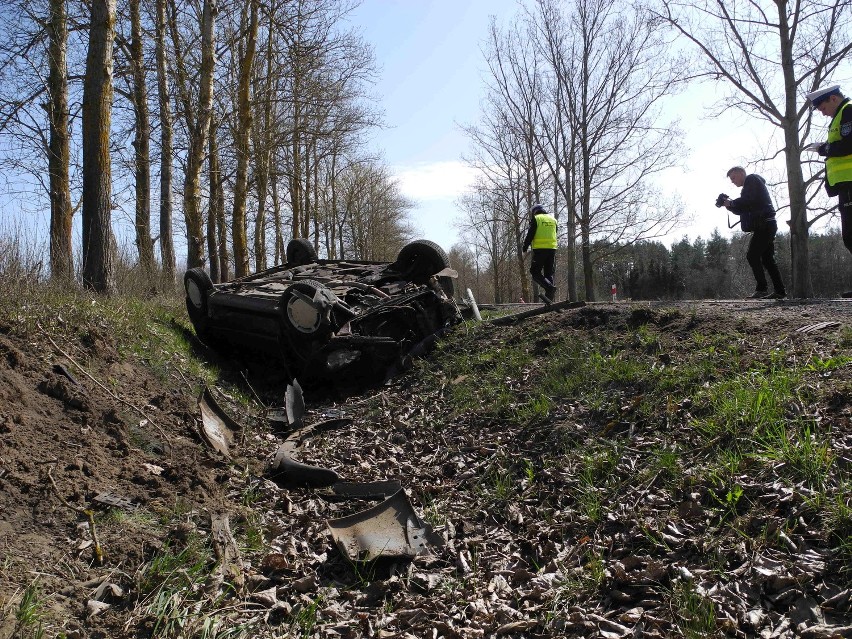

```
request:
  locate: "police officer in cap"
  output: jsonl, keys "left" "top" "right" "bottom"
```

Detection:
{"left": 522, "top": 203, "right": 558, "bottom": 303}
{"left": 805, "top": 84, "right": 852, "bottom": 297}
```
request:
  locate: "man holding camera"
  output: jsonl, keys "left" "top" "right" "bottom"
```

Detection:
{"left": 804, "top": 85, "right": 852, "bottom": 297}
{"left": 717, "top": 166, "right": 786, "bottom": 299}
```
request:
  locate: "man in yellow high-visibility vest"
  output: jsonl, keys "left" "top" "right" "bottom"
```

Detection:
{"left": 806, "top": 84, "right": 852, "bottom": 297}
{"left": 522, "top": 203, "right": 558, "bottom": 303}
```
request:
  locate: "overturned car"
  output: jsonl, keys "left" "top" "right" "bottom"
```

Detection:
{"left": 184, "top": 239, "right": 462, "bottom": 382}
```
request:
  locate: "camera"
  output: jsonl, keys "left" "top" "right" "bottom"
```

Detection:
{"left": 715, "top": 193, "right": 729, "bottom": 208}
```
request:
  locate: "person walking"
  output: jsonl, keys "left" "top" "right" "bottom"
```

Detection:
{"left": 804, "top": 84, "right": 852, "bottom": 297}
{"left": 522, "top": 203, "right": 558, "bottom": 303}
{"left": 720, "top": 166, "right": 786, "bottom": 299}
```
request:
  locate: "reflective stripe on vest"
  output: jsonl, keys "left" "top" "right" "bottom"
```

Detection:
{"left": 531, "top": 214, "right": 558, "bottom": 249}
{"left": 827, "top": 101, "right": 852, "bottom": 186}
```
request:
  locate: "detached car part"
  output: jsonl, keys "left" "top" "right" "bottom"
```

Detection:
{"left": 184, "top": 239, "right": 461, "bottom": 382}
{"left": 327, "top": 489, "right": 444, "bottom": 562}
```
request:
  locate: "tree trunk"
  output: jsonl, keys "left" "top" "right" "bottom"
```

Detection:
{"left": 47, "top": 0, "right": 73, "bottom": 282}
{"left": 182, "top": 0, "right": 218, "bottom": 269}
{"left": 81, "top": 0, "right": 116, "bottom": 294}
{"left": 209, "top": 126, "right": 229, "bottom": 281}
{"left": 253, "top": 9, "right": 274, "bottom": 272}
{"left": 232, "top": 0, "right": 258, "bottom": 277}
{"left": 155, "top": 0, "right": 175, "bottom": 286}
{"left": 130, "top": 0, "right": 154, "bottom": 276}
{"left": 207, "top": 126, "right": 221, "bottom": 283}
{"left": 778, "top": 4, "right": 812, "bottom": 298}
{"left": 272, "top": 174, "right": 284, "bottom": 264}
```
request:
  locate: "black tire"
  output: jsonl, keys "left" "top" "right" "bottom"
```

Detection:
{"left": 280, "top": 279, "right": 333, "bottom": 341}
{"left": 184, "top": 268, "right": 214, "bottom": 336}
{"left": 286, "top": 238, "right": 317, "bottom": 266}
{"left": 395, "top": 239, "right": 454, "bottom": 296}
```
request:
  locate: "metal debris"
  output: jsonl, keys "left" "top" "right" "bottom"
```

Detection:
{"left": 327, "top": 489, "right": 444, "bottom": 562}
{"left": 796, "top": 321, "right": 841, "bottom": 333}
{"left": 198, "top": 387, "right": 240, "bottom": 457}
{"left": 93, "top": 492, "right": 137, "bottom": 510}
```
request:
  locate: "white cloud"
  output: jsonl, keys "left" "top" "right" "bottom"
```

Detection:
{"left": 394, "top": 161, "right": 478, "bottom": 201}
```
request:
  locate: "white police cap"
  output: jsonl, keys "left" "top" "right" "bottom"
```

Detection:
{"left": 805, "top": 85, "right": 841, "bottom": 106}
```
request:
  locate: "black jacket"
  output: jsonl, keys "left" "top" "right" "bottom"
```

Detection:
{"left": 728, "top": 174, "right": 776, "bottom": 222}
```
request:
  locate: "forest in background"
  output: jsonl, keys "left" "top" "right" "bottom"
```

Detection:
{"left": 450, "top": 228, "right": 852, "bottom": 304}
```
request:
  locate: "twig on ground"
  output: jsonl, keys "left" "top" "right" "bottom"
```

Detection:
{"left": 37, "top": 321, "right": 169, "bottom": 443}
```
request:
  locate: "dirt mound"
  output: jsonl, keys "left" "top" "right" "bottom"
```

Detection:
{"left": 0, "top": 321, "right": 226, "bottom": 637}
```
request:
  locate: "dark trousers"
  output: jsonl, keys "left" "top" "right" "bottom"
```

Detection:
{"left": 747, "top": 222, "right": 784, "bottom": 293}
{"left": 530, "top": 248, "right": 556, "bottom": 291}
{"left": 839, "top": 184, "right": 852, "bottom": 255}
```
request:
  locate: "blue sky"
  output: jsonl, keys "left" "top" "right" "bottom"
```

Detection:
{"left": 347, "top": 0, "right": 516, "bottom": 250}
{"left": 347, "top": 0, "right": 851, "bottom": 253}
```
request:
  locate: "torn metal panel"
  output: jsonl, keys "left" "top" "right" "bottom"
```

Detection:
{"left": 285, "top": 379, "right": 305, "bottom": 429}
{"left": 281, "top": 418, "right": 352, "bottom": 450}
{"left": 327, "top": 489, "right": 444, "bottom": 562}
{"left": 267, "top": 447, "right": 339, "bottom": 488}
{"left": 198, "top": 387, "right": 240, "bottom": 457}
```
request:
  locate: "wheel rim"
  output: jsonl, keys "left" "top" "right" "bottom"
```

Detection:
{"left": 186, "top": 280, "right": 204, "bottom": 308}
{"left": 286, "top": 296, "right": 322, "bottom": 333}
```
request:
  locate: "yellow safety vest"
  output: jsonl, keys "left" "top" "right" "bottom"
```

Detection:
{"left": 531, "top": 213, "right": 558, "bottom": 249}
{"left": 827, "top": 100, "right": 852, "bottom": 186}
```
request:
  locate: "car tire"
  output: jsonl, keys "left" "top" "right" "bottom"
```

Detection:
{"left": 396, "top": 239, "right": 454, "bottom": 296}
{"left": 286, "top": 238, "right": 318, "bottom": 266}
{"left": 184, "top": 268, "right": 214, "bottom": 337}
{"left": 280, "top": 279, "right": 334, "bottom": 341}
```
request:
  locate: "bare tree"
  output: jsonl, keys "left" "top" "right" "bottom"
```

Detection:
{"left": 654, "top": 0, "right": 852, "bottom": 298}
{"left": 47, "top": 0, "right": 74, "bottom": 281}
{"left": 535, "top": 0, "right": 685, "bottom": 299}
{"left": 231, "top": 0, "right": 258, "bottom": 277}
{"left": 457, "top": 184, "right": 517, "bottom": 303}
{"left": 81, "top": 0, "right": 116, "bottom": 293}
{"left": 472, "top": 18, "right": 551, "bottom": 302}
{"left": 169, "top": 0, "right": 218, "bottom": 269}
{"left": 154, "top": 0, "right": 175, "bottom": 284}
{"left": 0, "top": 0, "right": 78, "bottom": 280}
{"left": 127, "top": 0, "right": 154, "bottom": 274}
{"left": 469, "top": 0, "right": 684, "bottom": 301}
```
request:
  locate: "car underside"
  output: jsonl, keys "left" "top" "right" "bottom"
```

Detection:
{"left": 184, "top": 239, "right": 462, "bottom": 383}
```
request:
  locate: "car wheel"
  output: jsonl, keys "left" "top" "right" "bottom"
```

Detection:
{"left": 280, "top": 279, "right": 333, "bottom": 340}
{"left": 286, "top": 238, "right": 318, "bottom": 266}
{"left": 184, "top": 268, "right": 214, "bottom": 336}
{"left": 396, "top": 239, "right": 454, "bottom": 296}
